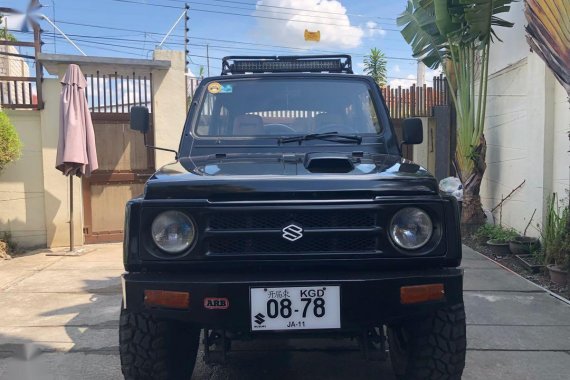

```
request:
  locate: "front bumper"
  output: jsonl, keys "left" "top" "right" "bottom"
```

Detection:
{"left": 123, "top": 268, "right": 463, "bottom": 331}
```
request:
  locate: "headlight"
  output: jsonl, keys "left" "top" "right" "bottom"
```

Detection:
{"left": 389, "top": 207, "right": 433, "bottom": 250}
{"left": 151, "top": 211, "right": 196, "bottom": 254}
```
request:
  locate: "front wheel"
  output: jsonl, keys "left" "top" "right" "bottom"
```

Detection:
{"left": 119, "top": 307, "right": 200, "bottom": 380}
{"left": 387, "top": 303, "right": 466, "bottom": 380}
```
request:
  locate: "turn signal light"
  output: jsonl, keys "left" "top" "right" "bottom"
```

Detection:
{"left": 400, "top": 284, "right": 444, "bottom": 305}
{"left": 144, "top": 290, "right": 190, "bottom": 309}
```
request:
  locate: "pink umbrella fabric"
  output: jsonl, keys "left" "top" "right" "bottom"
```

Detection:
{"left": 56, "top": 64, "right": 98, "bottom": 177}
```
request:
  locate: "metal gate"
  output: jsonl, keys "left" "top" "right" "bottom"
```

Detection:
{"left": 82, "top": 72, "right": 154, "bottom": 244}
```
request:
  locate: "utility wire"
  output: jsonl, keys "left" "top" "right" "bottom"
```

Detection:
{"left": 47, "top": 33, "right": 415, "bottom": 79}
{"left": 41, "top": 31, "right": 415, "bottom": 61}
{"left": 161, "top": 0, "right": 398, "bottom": 24}
{"left": 46, "top": 23, "right": 416, "bottom": 61}
{"left": 163, "top": 0, "right": 397, "bottom": 21}
{"left": 110, "top": 0, "right": 400, "bottom": 31}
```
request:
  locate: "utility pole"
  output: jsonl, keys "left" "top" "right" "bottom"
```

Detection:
{"left": 417, "top": 60, "right": 426, "bottom": 86}
{"left": 206, "top": 44, "right": 210, "bottom": 77}
{"left": 184, "top": 3, "right": 189, "bottom": 100}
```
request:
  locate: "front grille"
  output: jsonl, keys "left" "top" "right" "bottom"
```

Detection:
{"left": 206, "top": 209, "right": 380, "bottom": 256}
{"left": 209, "top": 210, "right": 376, "bottom": 230}
{"left": 209, "top": 235, "right": 377, "bottom": 255}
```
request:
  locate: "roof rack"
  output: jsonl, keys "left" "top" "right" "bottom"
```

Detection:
{"left": 221, "top": 55, "right": 353, "bottom": 75}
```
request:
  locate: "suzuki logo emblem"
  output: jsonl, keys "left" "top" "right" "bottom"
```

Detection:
{"left": 282, "top": 223, "right": 303, "bottom": 241}
{"left": 254, "top": 313, "right": 266, "bottom": 325}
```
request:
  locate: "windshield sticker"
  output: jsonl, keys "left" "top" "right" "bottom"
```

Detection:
{"left": 220, "top": 84, "right": 233, "bottom": 93}
{"left": 207, "top": 82, "right": 222, "bottom": 94}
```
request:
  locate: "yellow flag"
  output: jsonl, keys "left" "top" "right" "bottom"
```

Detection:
{"left": 304, "top": 29, "right": 321, "bottom": 42}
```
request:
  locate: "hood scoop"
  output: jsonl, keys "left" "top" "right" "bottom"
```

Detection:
{"left": 304, "top": 153, "right": 355, "bottom": 173}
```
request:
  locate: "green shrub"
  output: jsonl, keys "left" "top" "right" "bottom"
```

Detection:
{"left": 476, "top": 224, "right": 519, "bottom": 243}
{"left": 0, "top": 111, "right": 22, "bottom": 173}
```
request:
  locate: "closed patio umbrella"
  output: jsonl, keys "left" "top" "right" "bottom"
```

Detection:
{"left": 56, "top": 64, "right": 98, "bottom": 252}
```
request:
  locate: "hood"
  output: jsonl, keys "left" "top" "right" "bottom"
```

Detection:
{"left": 144, "top": 153, "right": 439, "bottom": 201}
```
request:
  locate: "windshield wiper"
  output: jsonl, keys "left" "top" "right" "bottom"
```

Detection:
{"left": 279, "top": 132, "right": 362, "bottom": 145}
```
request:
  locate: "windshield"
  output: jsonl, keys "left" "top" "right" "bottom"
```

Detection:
{"left": 194, "top": 78, "right": 383, "bottom": 138}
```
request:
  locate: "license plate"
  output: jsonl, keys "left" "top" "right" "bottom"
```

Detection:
{"left": 250, "top": 286, "right": 341, "bottom": 331}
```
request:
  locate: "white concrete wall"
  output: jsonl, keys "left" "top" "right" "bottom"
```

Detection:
{"left": 0, "top": 110, "right": 46, "bottom": 249}
{"left": 481, "top": 3, "right": 570, "bottom": 235}
{"left": 551, "top": 83, "right": 570, "bottom": 197}
{"left": 487, "top": 1, "right": 528, "bottom": 75}
{"left": 413, "top": 117, "right": 436, "bottom": 174}
{"left": 0, "top": 52, "right": 184, "bottom": 249}
{"left": 152, "top": 50, "right": 187, "bottom": 168}
{"left": 0, "top": 79, "right": 86, "bottom": 249}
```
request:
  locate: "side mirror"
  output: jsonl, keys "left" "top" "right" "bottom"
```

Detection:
{"left": 130, "top": 106, "right": 150, "bottom": 134}
{"left": 130, "top": 105, "right": 179, "bottom": 160}
{"left": 402, "top": 118, "right": 423, "bottom": 145}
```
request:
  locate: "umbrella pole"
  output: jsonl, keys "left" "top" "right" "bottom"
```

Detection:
{"left": 69, "top": 176, "right": 74, "bottom": 252}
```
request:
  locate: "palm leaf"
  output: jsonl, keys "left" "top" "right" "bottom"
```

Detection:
{"left": 397, "top": 0, "right": 449, "bottom": 69}
{"left": 525, "top": 0, "right": 570, "bottom": 96}
{"left": 457, "top": 0, "right": 514, "bottom": 44}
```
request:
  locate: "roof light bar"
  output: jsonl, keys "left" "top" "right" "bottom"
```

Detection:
{"left": 221, "top": 55, "right": 353, "bottom": 75}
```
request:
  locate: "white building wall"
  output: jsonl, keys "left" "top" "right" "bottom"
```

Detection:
{"left": 481, "top": 2, "right": 570, "bottom": 235}
{"left": 552, "top": 82, "right": 570, "bottom": 198}
{"left": 0, "top": 110, "right": 47, "bottom": 249}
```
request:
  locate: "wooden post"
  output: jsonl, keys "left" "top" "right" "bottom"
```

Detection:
{"left": 422, "top": 83, "right": 427, "bottom": 116}
{"left": 398, "top": 86, "right": 402, "bottom": 119}
{"left": 32, "top": 21, "right": 44, "bottom": 110}
{"left": 411, "top": 84, "right": 416, "bottom": 117}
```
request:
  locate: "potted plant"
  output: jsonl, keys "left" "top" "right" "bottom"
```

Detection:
{"left": 477, "top": 224, "right": 519, "bottom": 256}
{"left": 546, "top": 234, "right": 569, "bottom": 286}
{"left": 542, "top": 194, "right": 569, "bottom": 286}
{"left": 510, "top": 236, "right": 541, "bottom": 254}
{"left": 510, "top": 209, "right": 541, "bottom": 255}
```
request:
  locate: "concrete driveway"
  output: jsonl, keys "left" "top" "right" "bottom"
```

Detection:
{"left": 0, "top": 244, "right": 569, "bottom": 379}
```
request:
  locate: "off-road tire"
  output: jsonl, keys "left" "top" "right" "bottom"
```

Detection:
{"left": 119, "top": 307, "right": 200, "bottom": 380}
{"left": 387, "top": 303, "right": 466, "bottom": 380}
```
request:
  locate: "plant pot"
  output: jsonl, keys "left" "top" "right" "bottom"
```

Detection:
{"left": 547, "top": 264, "right": 568, "bottom": 286}
{"left": 509, "top": 237, "right": 541, "bottom": 255}
{"left": 515, "top": 254, "right": 544, "bottom": 273}
{"left": 486, "top": 239, "right": 511, "bottom": 256}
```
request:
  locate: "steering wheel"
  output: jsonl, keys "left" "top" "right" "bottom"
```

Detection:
{"left": 263, "top": 123, "right": 298, "bottom": 135}
{"left": 314, "top": 123, "right": 357, "bottom": 135}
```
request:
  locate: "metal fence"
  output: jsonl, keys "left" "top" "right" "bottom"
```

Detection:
{"left": 85, "top": 71, "right": 153, "bottom": 114}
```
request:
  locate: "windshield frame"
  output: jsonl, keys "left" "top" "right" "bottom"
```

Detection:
{"left": 179, "top": 74, "right": 400, "bottom": 157}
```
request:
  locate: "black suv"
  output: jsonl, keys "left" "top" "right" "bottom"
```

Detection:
{"left": 120, "top": 55, "right": 466, "bottom": 380}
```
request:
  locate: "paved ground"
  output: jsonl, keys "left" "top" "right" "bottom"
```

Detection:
{"left": 0, "top": 244, "right": 569, "bottom": 379}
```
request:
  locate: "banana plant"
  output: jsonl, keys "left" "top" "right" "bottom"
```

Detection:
{"left": 525, "top": 0, "right": 570, "bottom": 98}
{"left": 398, "top": 0, "right": 515, "bottom": 225}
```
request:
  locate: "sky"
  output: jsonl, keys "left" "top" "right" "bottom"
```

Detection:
{"left": 3, "top": 0, "right": 441, "bottom": 86}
